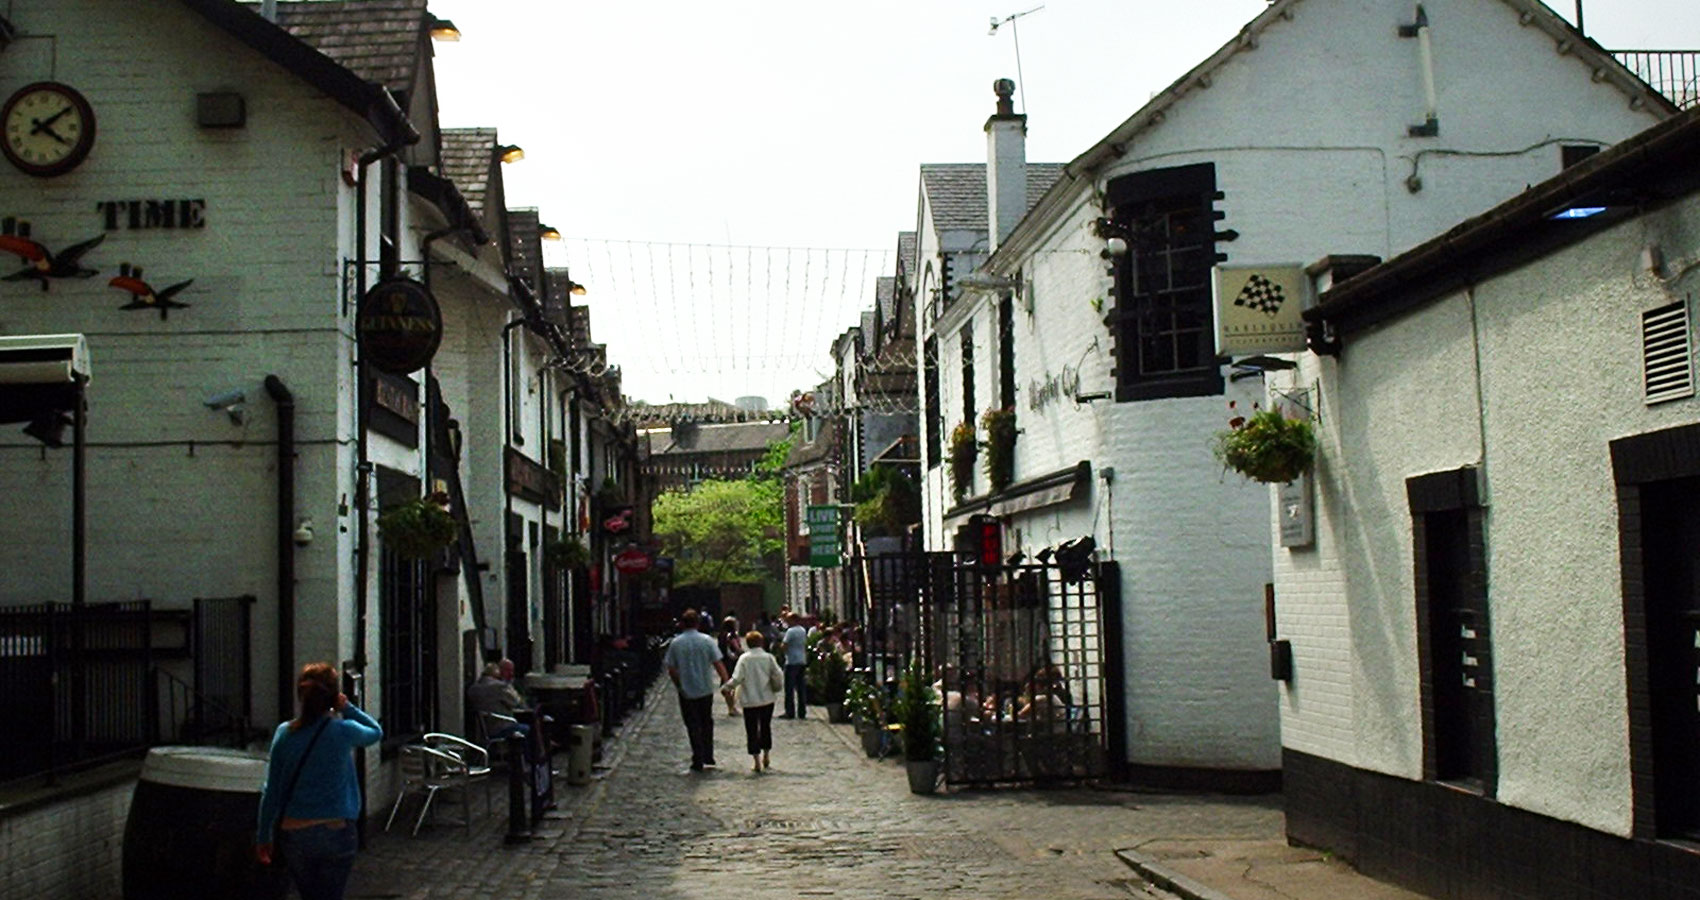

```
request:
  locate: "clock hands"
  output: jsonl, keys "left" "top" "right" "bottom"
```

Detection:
{"left": 30, "top": 107, "right": 73, "bottom": 145}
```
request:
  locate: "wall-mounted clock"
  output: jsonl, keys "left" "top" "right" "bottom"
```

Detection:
{"left": 2, "top": 81, "right": 97, "bottom": 177}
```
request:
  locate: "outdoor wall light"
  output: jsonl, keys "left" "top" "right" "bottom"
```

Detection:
{"left": 538, "top": 223, "right": 562, "bottom": 241}
{"left": 293, "top": 519, "right": 315, "bottom": 546}
{"left": 204, "top": 388, "right": 248, "bottom": 425}
{"left": 565, "top": 280, "right": 587, "bottom": 296}
{"left": 1093, "top": 217, "right": 1132, "bottom": 258}
{"left": 497, "top": 144, "right": 525, "bottom": 164}
{"left": 429, "top": 17, "right": 461, "bottom": 41}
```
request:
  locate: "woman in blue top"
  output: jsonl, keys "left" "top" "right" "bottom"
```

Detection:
{"left": 255, "top": 662, "right": 383, "bottom": 900}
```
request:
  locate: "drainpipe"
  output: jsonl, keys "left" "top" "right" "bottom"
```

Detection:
{"left": 264, "top": 375, "right": 296, "bottom": 723}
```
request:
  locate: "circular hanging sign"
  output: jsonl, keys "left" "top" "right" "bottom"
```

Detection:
{"left": 357, "top": 277, "right": 442, "bottom": 375}
{"left": 613, "top": 548, "right": 652, "bottom": 574}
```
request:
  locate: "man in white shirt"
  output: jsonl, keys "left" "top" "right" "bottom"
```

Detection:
{"left": 663, "top": 610, "right": 729, "bottom": 770}
{"left": 779, "top": 612, "right": 810, "bottom": 719}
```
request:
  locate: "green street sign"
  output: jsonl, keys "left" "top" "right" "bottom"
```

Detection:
{"left": 806, "top": 504, "right": 841, "bottom": 568}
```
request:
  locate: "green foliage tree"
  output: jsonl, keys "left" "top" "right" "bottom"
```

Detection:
{"left": 652, "top": 477, "right": 784, "bottom": 588}
{"left": 850, "top": 464, "right": 921, "bottom": 537}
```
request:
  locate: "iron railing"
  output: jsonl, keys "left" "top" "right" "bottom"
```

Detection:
{"left": 1613, "top": 50, "right": 1700, "bottom": 109}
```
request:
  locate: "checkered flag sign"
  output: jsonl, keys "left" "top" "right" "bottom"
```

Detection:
{"left": 1234, "top": 273, "right": 1286, "bottom": 316}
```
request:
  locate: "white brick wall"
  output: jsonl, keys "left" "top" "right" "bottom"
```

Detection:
{"left": 0, "top": 780, "right": 133, "bottom": 900}
{"left": 915, "top": 0, "right": 1667, "bottom": 774}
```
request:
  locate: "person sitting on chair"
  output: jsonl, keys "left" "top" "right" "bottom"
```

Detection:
{"left": 467, "top": 661, "right": 529, "bottom": 741}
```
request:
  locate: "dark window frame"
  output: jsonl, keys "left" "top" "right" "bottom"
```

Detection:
{"left": 1409, "top": 466, "right": 1496, "bottom": 795}
{"left": 1105, "top": 162, "right": 1225, "bottom": 402}
{"left": 924, "top": 335, "right": 942, "bottom": 468}
{"left": 960, "top": 325, "right": 976, "bottom": 427}
{"left": 998, "top": 291, "right": 1016, "bottom": 411}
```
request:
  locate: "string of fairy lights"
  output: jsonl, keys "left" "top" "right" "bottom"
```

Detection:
{"left": 555, "top": 237, "right": 901, "bottom": 408}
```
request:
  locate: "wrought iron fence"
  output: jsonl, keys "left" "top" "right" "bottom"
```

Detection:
{"left": 1614, "top": 50, "right": 1700, "bottom": 109}
{"left": 848, "top": 551, "right": 1116, "bottom": 786}
{"left": 0, "top": 600, "right": 156, "bottom": 783}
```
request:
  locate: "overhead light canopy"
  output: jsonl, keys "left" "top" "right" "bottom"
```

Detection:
{"left": 429, "top": 17, "right": 461, "bottom": 41}
{"left": 497, "top": 144, "right": 524, "bottom": 164}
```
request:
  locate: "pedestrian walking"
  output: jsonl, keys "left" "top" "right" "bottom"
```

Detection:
{"left": 779, "top": 611, "right": 810, "bottom": 719}
{"left": 720, "top": 631, "right": 785, "bottom": 772}
{"left": 255, "top": 662, "right": 383, "bottom": 900}
{"left": 663, "top": 609, "right": 729, "bottom": 771}
{"left": 718, "top": 616, "right": 744, "bottom": 716}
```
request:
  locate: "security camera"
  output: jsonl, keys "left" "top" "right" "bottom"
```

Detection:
{"left": 293, "top": 520, "right": 314, "bottom": 546}
{"left": 204, "top": 388, "right": 246, "bottom": 410}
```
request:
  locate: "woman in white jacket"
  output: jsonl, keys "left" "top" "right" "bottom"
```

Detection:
{"left": 720, "top": 631, "right": 785, "bottom": 772}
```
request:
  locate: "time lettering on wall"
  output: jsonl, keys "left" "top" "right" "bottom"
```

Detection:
{"left": 96, "top": 200, "right": 206, "bottom": 231}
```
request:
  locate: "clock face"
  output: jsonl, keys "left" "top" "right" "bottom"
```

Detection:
{"left": 2, "top": 82, "right": 97, "bottom": 177}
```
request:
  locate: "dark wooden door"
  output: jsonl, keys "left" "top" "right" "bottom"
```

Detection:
{"left": 1642, "top": 475, "right": 1700, "bottom": 838}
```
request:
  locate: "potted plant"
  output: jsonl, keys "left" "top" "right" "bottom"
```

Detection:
{"left": 948, "top": 421, "right": 976, "bottom": 501}
{"left": 375, "top": 494, "right": 457, "bottom": 559}
{"left": 1212, "top": 402, "right": 1316, "bottom": 484}
{"left": 980, "top": 407, "right": 1016, "bottom": 493}
{"left": 804, "top": 639, "right": 851, "bottom": 722}
{"left": 847, "top": 674, "right": 884, "bottom": 757}
{"left": 894, "top": 658, "right": 940, "bottom": 793}
{"left": 543, "top": 534, "right": 590, "bottom": 572}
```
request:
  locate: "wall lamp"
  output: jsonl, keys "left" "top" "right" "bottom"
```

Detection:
{"left": 429, "top": 17, "right": 461, "bottom": 41}
{"left": 564, "top": 279, "right": 587, "bottom": 296}
{"left": 1093, "top": 217, "right": 1131, "bottom": 258}
{"left": 538, "top": 223, "right": 562, "bottom": 241}
{"left": 497, "top": 144, "right": 525, "bottom": 164}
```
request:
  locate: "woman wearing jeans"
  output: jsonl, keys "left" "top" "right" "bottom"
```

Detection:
{"left": 255, "top": 662, "right": 383, "bottom": 900}
{"left": 721, "top": 631, "right": 785, "bottom": 772}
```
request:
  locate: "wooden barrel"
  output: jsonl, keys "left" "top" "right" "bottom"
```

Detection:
{"left": 123, "top": 746, "right": 288, "bottom": 900}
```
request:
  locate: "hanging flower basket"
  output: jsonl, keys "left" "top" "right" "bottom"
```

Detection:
{"left": 981, "top": 407, "right": 1016, "bottom": 493}
{"left": 376, "top": 495, "right": 458, "bottom": 559}
{"left": 1213, "top": 405, "right": 1316, "bottom": 484}
{"left": 543, "top": 535, "right": 590, "bottom": 571}
{"left": 949, "top": 421, "right": 976, "bottom": 501}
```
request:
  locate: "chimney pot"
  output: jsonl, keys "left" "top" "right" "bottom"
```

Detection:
{"left": 993, "top": 78, "right": 1016, "bottom": 116}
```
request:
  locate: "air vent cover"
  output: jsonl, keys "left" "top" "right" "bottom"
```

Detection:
{"left": 1642, "top": 300, "right": 1695, "bottom": 405}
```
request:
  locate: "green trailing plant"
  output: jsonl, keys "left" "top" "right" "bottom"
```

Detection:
{"left": 948, "top": 421, "right": 977, "bottom": 501}
{"left": 980, "top": 407, "right": 1016, "bottom": 493}
{"left": 892, "top": 658, "right": 940, "bottom": 762}
{"left": 806, "top": 641, "right": 849, "bottom": 704}
{"left": 851, "top": 465, "right": 921, "bottom": 537}
{"left": 543, "top": 535, "right": 590, "bottom": 571}
{"left": 376, "top": 495, "right": 458, "bottom": 559}
{"left": 1212, "top": 403, "right": 1317, "bottom": 484}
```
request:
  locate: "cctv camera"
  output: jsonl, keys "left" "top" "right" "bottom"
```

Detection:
{"left": 293, "top": 520, "right": 314, "bottom": 546}
{"left": 204, "top": 389, "right": 246, "bottom": 410}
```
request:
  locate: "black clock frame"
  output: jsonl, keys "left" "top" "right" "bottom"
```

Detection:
{"left": 2, "top": 81, "right": 97, "bottom": 178}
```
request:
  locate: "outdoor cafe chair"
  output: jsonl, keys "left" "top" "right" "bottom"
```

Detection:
{"left": 423, "top": 731, "right": 493, "bottom": 816}
{"left": 384, "top": 743, "right": 475, "bottom": 836}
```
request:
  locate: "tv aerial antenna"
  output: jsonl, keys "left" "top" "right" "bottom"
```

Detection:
{"left": 988, "top": 5, "right": 1045, "bottom": 114}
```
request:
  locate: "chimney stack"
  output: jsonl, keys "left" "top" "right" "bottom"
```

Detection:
{"left": 985, "top": 78, "right": 1027, "bottom": 251}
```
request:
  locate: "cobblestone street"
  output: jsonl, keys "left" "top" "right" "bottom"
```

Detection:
{"left": 345, "top": 683, "right": 1281, "bottom": 900}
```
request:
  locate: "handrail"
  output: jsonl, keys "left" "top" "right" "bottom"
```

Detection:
{"left": 156, "top": 667, "right": 259, "bottom": 748}
{"left": 1612, "top": 49, "right": 1700, "bottom": 109}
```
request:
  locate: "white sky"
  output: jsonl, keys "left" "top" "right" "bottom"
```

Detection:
{"left": 426, "top": 0, "right": 1700, "bottom": 405}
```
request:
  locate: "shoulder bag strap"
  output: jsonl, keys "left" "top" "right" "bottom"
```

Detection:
{"left": 273, "top": 717, "right": 331, "bottom": 827}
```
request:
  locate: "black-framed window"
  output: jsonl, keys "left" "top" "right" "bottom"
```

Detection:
{"left": 1409, "top": 467, "right": 1496, "bottom": 794}
{"left": 1105, "top": 163, "right": 1224, "bottom": 401}
{"left": 960, "top": 325, "right": 975, "bottom": 426}
{"left": 379, "top": 548, "right": 433, "bottom": 749}
{"left": 924, "top": 336, "right": 941, "bottom": 468}
{"left": 998, "top": 292, "right": 1016, "bottom": 411}
{"left": 1611, "top": 422, "right": 1700, "bottom": 840}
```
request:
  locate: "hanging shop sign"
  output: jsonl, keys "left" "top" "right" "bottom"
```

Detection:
{"left": 357, "top": 277, "right": 442, "bottom": 375}
{"left": 1213, "top": 264, "right": 1308, "bottom": 356}
{"left": 367, "top": 371, "right": 420, "bottom": 447}
{"left": 613, "top": 548, "right": 652, "bottom": 574}
{"left": 806, "top": 504, "right": 841, "bottom": 569}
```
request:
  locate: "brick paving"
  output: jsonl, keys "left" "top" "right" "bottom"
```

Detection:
{"left": 343, "top": 679, "right": 1259, "bottom": 899}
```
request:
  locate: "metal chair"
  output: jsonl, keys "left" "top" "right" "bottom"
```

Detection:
{"left": 384, "top": 744, "right": 474, "bottom": 835}
{"left": 423, "top": 732, "right": 492, "bottom": 817}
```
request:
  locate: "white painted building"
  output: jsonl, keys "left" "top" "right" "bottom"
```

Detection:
{"left": 1278, "top": 106, "right": 1700, "bottom": 900}
{"left": 919, "top": 0, "right": 1672, "bottom": 785}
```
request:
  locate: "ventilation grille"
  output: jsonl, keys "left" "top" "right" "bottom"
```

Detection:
{"left": 1643, "top": 300, "right": 1695, "bottom": 405}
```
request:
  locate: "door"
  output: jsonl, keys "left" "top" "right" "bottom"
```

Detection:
{"left": 1642, "top": 475, "right": 1700, "bottom": 839}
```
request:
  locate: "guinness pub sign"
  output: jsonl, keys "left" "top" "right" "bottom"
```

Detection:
{"left": 358, "top": 277, "right": 443, "bottom": 375}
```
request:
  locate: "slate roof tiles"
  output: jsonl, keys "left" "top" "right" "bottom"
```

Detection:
{"left": 261, "top": 0, "right": 430, "bottom": 97}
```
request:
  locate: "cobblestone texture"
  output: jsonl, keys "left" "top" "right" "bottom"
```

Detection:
{"left": 343, "top": 681, "right": 1279, "bottom": 899}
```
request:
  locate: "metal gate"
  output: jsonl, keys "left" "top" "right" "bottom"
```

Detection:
{"left": 850, "top": 552, "right": 1115, "bottom": 786}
